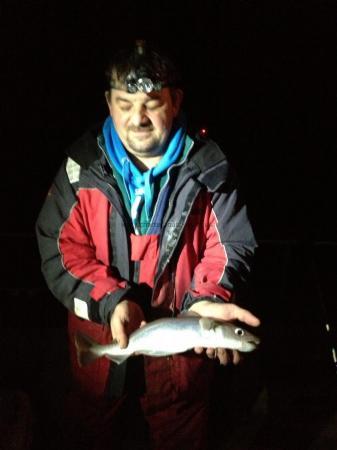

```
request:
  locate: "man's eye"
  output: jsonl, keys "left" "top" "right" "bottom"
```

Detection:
{"left": 146, "top": 102, "right": 161, "bottom": 110}
{"left": 119, "top": 104, "right": 132, "bottom": 111}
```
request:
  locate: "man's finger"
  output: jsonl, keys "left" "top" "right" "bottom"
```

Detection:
{"left": 216, "top": 348, "right": 229, "bottom": 365}
{"left": 229, "top": 304, "right": 260, "bottom": 327}
{"left": 232, "top": 350, "right": 241, "bottom": 365}
{"left": 206, "top": 348, "right": 216, "bottom": 359}
{"left": 189, "top": 300, "right": 260, "bottom": 327}
{"left": 194, "top": 347, "right": 204, "bottom": 354}
{"left": 112, "top": 320, "right": 129, "bottom": 349}
{"left": 118, "top": 334, "right": 128, "bottom": 349}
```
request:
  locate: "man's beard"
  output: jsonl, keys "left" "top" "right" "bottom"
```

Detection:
{"left": 126, "top": 126, "right": 163, "bottom": 156}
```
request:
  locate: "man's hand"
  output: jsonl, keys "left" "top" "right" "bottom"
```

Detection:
{"left": 110, "top": 300, "right": 146, "bottom": 349}
{"left": 189, "top": 300, "right": 260, "bottom": 366}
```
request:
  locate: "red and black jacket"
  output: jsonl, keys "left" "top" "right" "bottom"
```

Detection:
{"left": 36, "top": 126, "right": 257, "bottom": 397}
{"left": 36, "top": 127, "right": 257, "bottom": 321}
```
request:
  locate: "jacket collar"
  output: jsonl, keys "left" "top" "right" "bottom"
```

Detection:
{"left": 181, "top": 138, "right": 230, "bottom": 192}
{"left": 66, "top": 126, "right": 231, "bottom": 193}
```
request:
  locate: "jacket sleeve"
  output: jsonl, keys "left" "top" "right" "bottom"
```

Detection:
{"left": 35, "top": 158, "right": 134, "bottom": 324}
{"left": 182, "top": 180, "right": 258, "bottom": 310}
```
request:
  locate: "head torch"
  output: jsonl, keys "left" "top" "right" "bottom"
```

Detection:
{"left": 110, "top": 73, "right": 165, "bottom": 94}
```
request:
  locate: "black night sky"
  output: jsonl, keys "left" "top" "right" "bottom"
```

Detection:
{"left": 1, "top": 1, "right": 336, "bottom": 449}
{"left": 1, "top": 0, "right": 336, "bottom": 241}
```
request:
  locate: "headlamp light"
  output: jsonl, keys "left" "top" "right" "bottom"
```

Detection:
{"left": 110, "top": 73, "right": 164, "bottom": 94}
{"left": 127, "top": 76, "right": 163, "bottom": 93}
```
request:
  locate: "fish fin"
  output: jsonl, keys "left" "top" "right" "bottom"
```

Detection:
{"left": 106, "top": 354, "right": 130, "bottom": 365}
{"left": 199, "top": 317, "right": 216, "bottom": 331}
{"left": 177, "top": 310, "right": 200, "bottom": 318}
{"left": 74, "top": 332, "right": 100, "bottom": 367}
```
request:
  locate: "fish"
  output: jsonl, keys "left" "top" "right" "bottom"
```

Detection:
{"left": 75, "top": 316, "right": 260, "bottom": 367}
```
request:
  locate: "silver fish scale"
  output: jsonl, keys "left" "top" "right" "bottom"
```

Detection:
{"left": 128, "top": 317, "right": 204, "bottom": 356}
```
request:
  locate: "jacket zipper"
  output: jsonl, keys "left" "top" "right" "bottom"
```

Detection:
{"left": 152, "top": 182, "right": 202, "bottom": 305}
{"left": 97, "top": 136, "right": 136, "bottom": 281}
{"left": 150, "top": 138, "right": 194, "bottom": 226}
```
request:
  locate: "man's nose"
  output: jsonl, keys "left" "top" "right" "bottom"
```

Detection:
{"left": 130, "top": 106, "right": 149, "bottom": 127}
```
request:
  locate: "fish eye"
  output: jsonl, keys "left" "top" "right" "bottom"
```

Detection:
{"left": 235, "top": 328, "right": 245, "bottom": 336}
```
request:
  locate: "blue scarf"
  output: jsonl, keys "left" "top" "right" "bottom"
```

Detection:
{"left": 103, "top": 116, "right": 186, "bottom": 232}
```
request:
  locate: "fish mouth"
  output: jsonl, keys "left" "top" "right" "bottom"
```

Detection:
{"left": 242, "top": 340, "right": 260, "bottom": 351}
{"left": 251, "top": 338, "right": 260, "bottom": 346}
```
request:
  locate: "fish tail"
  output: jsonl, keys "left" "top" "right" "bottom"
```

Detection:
{"left": 74, "top": 332, "right": 100, "bottom": 367}
{"left": 106, "top": 353, "right": 129, "bottom": 365}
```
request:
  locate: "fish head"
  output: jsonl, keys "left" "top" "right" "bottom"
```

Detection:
{"left": 214, "top": 322, "right": 260, "bottom": 352}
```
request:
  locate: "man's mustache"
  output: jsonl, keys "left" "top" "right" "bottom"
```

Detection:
{"left": 129, "top": 125, "right": 154, "bottom": 132}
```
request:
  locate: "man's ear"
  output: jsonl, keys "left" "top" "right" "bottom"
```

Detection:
{"left": 105, "top": 91, "right": 113, "bottom": 115}
{"left": 171, "top": 88, "right": 184, "bottom": 116}
{"left": 105, "top": 90, "right": 111, "bottom": 106}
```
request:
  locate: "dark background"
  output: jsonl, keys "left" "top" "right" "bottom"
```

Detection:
{"left": 1, "top": 0, "right": 336, "bottom": 240}
{"left": 1, "top": 1, "right": 336, "bottom": 449}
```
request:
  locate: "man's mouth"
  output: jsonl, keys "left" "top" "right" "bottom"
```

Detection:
{"left": 131, "top": 129, "right": 152, "bottom": 134}
{"left": 129, "top": 128, "right": 153, "bottom": 139}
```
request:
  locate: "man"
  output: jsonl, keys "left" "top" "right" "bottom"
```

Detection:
{"left": 36, "top": 41, "right": 260, "bottom": 450}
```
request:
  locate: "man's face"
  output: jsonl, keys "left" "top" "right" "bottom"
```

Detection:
{"left": 106, "top": 87, "right": 182, "bottom": 158}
